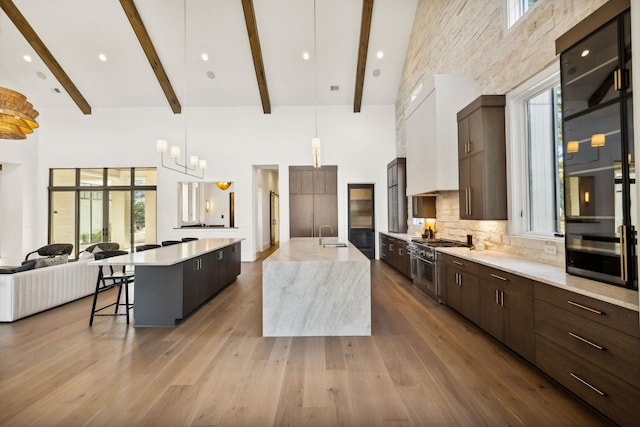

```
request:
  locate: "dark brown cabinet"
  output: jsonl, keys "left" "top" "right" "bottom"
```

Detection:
{"left": 387, "top": 158, "right": 407, "bottom": 233}
{"left": 457, "top": 95, "right": 507, "bottom": 220}
{"left": 379, "top": 233, "right": 410, "bottom": 278}
{"left": 478, "top": 266, "right": 535, "bottom": 362}
{"left": 534, "top": 282, "right": 640, "bottom": 426}
{"left": 442, "top": 254, "right": 480, "bottom": 325}
{"left": 289, "top": 166, "right": 337, "bottom": 238}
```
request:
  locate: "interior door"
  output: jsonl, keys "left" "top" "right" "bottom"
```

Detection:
{"left": 348, "top": 184, "right": 375, "bottom": 259}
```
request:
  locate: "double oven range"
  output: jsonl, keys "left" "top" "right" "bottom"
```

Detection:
{"left": 408, "top": 238, "right": 468, "bottom": 302}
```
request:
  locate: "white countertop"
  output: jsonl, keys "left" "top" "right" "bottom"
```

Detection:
{"left": 438, "top": 247, "right": 639, "bottom": 312}
{"left": 264, "top": 238, "right": 367, "bottom": 263}
{"left": 89, "top": 238, "right": 243, "bottom": 267}
{"left": 379, "top": 232, "right": 416, "bottom": 242}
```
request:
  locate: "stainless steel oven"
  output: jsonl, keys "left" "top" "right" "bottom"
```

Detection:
{"left": 409, "top": 239, "right": 468, "bottom": 302}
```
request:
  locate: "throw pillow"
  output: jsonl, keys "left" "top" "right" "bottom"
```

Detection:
{"left": 34, "top": 255, "right": 68, "bottom": 269}
{"left": 78, "top": 251, "right": 94, "bottom": 261}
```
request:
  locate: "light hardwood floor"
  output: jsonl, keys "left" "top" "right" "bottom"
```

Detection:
{"left": 0, "top": 256, "right": 609, "bottom": 426}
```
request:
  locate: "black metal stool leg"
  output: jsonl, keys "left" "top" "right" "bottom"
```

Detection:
{"left": 114, "top": 279, "right": 124, "bottom": 315}
{"left": 124, "top": 281, "right": 130, "bottom": 324}
{"left": 89, "top": 270, "right": 103, "bottom": 326}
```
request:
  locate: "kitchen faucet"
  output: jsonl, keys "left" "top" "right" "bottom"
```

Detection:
{"left": 319, "top": 225, "right": 333, "bottom": 245}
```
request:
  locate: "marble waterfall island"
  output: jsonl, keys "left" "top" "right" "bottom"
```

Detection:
{"left": 262, "top": 238, "right": 371, "bottom": 337}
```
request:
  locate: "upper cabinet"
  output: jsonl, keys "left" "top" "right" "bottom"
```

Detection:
{"left": 457, "top": 95, "right": 507, "bottom": 220}
{"left": 387, "top": 158, "right": 407, "bottom": 233}
{"left": 405, "top": 74, "right": 479, "bottom": 195}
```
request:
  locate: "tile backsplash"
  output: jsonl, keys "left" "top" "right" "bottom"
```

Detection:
{"left": 408, "top": 191, "right": 565, "bottom": 267}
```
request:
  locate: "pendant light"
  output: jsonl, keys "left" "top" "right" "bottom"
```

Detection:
{"left": 311, "top": 0, "right": 321, "bottom": 168}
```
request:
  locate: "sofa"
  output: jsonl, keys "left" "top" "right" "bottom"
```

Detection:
{"left": 0, "top": 258, "right": 99, "bottom": 322}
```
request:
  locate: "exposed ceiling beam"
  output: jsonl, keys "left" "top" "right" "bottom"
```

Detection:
{"left": 353, "top": 0, "right": 373, "bottom": 113}
{"left": 241, "top": 0, "right": 271, "bottom": 114}
{"left": 0, "top": 0, "right": 92, "bottom": 114}
{"left": 119, "top": 0, "right": 181, "bottom": 114}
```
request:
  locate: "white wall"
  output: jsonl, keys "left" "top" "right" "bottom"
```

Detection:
{"left": 8, "top": 104, "right": 395, "bottom": 262}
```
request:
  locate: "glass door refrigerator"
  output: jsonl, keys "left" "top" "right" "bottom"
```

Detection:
{"left": 560, "top": 8, "right": 637, "bottom": 289}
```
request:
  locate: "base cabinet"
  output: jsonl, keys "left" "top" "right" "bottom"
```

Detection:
{"left": 379, "top": 233, "right": 410, "bottom": 278}
{"left": 442, "top": 255, "right": 480, "bottom": 325}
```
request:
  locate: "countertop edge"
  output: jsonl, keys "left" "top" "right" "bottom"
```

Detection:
{"left": 437, "top": 247, "right": 639, "bottom": 312}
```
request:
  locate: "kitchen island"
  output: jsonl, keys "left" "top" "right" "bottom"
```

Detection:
{"left": 90, "top": 238, "right": 243, "bottom": 327}
{"left": 262, "top": 238, "right": 371, "bottom": 337}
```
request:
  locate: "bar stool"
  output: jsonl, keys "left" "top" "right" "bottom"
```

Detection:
{"left": 136, "top": 244, "right": 161, "bottom": 252}
{"left": 181, "top": 237, "right": 199, "bottom": 242}
{"left": 161, "top": 240, "right": 181, "bottom": 246}
{"left": 89, "top": 250, "right": 135, "bottom": 326}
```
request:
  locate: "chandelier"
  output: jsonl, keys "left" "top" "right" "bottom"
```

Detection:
{"left": 0, "top": 87, "right": 39, "bottom": 140}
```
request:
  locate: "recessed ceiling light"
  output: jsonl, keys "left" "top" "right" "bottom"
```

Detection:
{"left": 36, "top": 71, "right": 47, "bottom": 80}
{"left": 581, "top": 49, "right": 590, "bottom": 57}
{"left": 23, "top": 54, "right": 32, "bottom": 62}
{"left": 372, "top": 69, "right": 381, "bottom": 77}
{"left": 201, "top": 53, "right": 209, "bottom": 62}
{"left": 206, "top": 70, "right": 216, "bottom": 80}
{"left": 376, "top": 50, "right": 384, "bottom": 59}
{"left": 302, "top": 51, "right": 310, "bottom": 61}
{"left": 98, "top": 53, "right": 107, "bottom": 62}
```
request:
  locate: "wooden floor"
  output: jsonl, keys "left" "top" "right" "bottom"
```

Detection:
{"left": 0, "top": 256, "right": 609, "bottom": 426}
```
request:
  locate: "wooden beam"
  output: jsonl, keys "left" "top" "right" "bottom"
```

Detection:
{"left": 353, "top": 0, "right": 373, "bottom": 113}
{"left": 241, "top": 0, "right": 271, "bottom": 114}
{"left": 119, "top": 0, "right": 181, "bottom": 114}
{"left": 0, "top": 0, "right": 92, "bottom": 114}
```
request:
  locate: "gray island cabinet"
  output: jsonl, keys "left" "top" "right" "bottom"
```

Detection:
{"left": 91, "top": 238, "right": 242, "bottom": 327}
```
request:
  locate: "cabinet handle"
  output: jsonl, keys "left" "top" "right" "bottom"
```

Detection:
{"left": 452, "top": 260, "right": 464, "bottom": 266}
{"left": 399, "top": 248, "right": 403, "bottom": 256}
{"left": 568, "top": 332, "right": 606, "bottom": 351}
{"left": 458, "top": 273, "right": 462, "bottom": 286}
{"left": 389, "top": 244, "right": 394, "bottom": 251}
{"left": 495, "top": 289, "right": 500, "bottom": 305}
{"left": 468, "top": 187, "right": 472, "bottom": 216}
{"left": 567, "top": 300, "right": 604, "bottom": 316}
{"left": 490, "top": 273, "right": 508, "bottom": 281}
{"left": 569, "top": 372, "right": 607, "bottom": 397}
{"left": 468, "top": 141, "right": 472, "bottom": 153}
{"left": 619, "top": 225, "right": 628, "bottom": 282}
{"left": 500, "top": 290, "right": 504, "bottom": 307}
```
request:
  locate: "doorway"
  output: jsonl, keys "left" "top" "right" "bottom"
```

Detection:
{"left": 270, "top": 191, "right": 279, "bottom": 246}
{"left": 254, "top": 165, "right": 279, "bottom": 257}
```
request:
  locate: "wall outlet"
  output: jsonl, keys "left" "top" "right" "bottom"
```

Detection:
{"left": 544, "top": 244, "right": 557, "bottom": 255}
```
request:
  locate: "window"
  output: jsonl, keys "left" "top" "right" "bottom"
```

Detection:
{"left": 507, "top": 62, "right": 564, "bottom": 237}
{"left": 49, "top": 168, "right": 157, "bottom": 256}
{"left": 507, "top": 0, "right": 538, "bottom": 28}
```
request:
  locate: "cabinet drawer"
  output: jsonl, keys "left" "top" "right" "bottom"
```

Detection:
{"left": 536, "top": 300, "right": 640, "bottom": 384}
{"left": 478, "top": 265, "right": 533, "bottom": 297}
{"left": 535, "top": 283, "right": 640, "bottom": 339}
{"left": 445, "top": 256, "right": 478, "bottom": 274}
{"left": 536, "top": 335, "right": 639, "bottom": 427}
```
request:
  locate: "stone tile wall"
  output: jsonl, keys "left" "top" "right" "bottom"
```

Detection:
{"left": 399, "top": 0, "right": 607, "bottom": 266}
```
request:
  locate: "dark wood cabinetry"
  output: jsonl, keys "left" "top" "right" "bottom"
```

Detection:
{"left": 289, "top": 166, "right": 338, "bottom": 238}
{"left": 379, "top": 233, "right": 410, "bottom": 278}
{"left": 457, "top": 95, "right": 507, "bottom": 220}
{"left": 478, "top": 266, "right": 535, "bottom": 362}
{"left": 442, "top": 254, "right": 480, "bottom": 325}
{"left": 534, "top": 282, "right": 640, "bottom": 426}
{"left": 387, "top": 158, "right": 407, "bottom": 233}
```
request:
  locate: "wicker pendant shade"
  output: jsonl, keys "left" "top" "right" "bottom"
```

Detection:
{"left": 0, "top": 87, "right": 39, "bottom": 140}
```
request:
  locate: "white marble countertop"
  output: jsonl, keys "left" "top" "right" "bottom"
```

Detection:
{"left": 89, "top": 238, "right": 244, "bottom": 267}
{"left": 264, "top": 238, "right": 367, "bottom": 263}
{"left": 379, "top": 231, "right": 417, "bottom": 242}
{"left": 438, "top": 247, "right": 639, "bottom": 312}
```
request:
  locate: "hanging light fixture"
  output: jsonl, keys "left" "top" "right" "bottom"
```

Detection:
{"left": 156, "top": 0, "right": 207, "bottom": 179}
{"left": 311, "top": 0, "right": 321, "bottom": 168}
{"left": 216, "top": 181, "right": 232, "bottom": 190}
{"left": 0, "top": 87, "right": 39, "bottom": 140}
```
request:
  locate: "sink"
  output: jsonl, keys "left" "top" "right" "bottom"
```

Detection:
{"left": 322, "top": 242, "right": 348, "bottom": 248}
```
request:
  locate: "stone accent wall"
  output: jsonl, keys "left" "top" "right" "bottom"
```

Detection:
{"left": 398, "top": 0, "right": 607, "bottom": 266}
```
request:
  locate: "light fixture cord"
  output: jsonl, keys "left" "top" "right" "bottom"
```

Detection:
{"left": 313, "top": 0, "right": 318, "bottom": 137}
{"left": 183, "top": 0, "right": 188, "bottom": 172}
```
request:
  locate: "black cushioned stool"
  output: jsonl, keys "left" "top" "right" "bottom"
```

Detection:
{"left": 89, "top": 250, "right": 134, "bottom": 326}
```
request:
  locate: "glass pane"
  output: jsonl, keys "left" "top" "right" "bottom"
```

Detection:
{"left": 107, "top": 168, "right": 131, "bottom": 186}
{"left": 79, "top": 190, "right": 104, "bottom": 252}
{"left": 349, "top": 188, "right": 373, "bottom": 228}
{"left": 51, "top": 169, "right": 76, "bottom": 187}
{"left": 109, "top": 190, "right": 132, "bottom": 252}
{"left": 561, "top": 20, "right": 619, "bottom": 117}
{"left": 80, "top": 169, "right": 104, "bottom": 187}
{"left": 134, "top": 168, "right": 157, "bottom": 186}
{"left": 133, "top": 190, "right": 157, "bottom": 246}
{"left": 51, "top": 191, "right": 76, "bottom": 257}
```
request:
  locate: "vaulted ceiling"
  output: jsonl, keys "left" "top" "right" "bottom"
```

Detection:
{"left": 0, "top": 0, "right": 417, "bottom": 115}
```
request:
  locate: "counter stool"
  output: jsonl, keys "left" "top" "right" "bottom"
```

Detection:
{"left": 136, "top": 244, "right": 161, "bottom": 252}
{"left": 181, "top": 237, "right": 198, "bottom": 242}
{"left": 89, "top": 250, "right": 134, "bottom": 326}
{"left": 161, "top": 240, "right": 181, "bottom": 246}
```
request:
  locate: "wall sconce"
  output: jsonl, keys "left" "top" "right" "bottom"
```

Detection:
{"left": 312, "top": 137, "right": 321, "bottom": 168}
{"left": 566, "top": 140, "right": 579, "bottom": 153}
{"left": 216, "top": 182, "right": 231, "bottom": 191}
{"left": 205, "top": 200, "right": 211, "bottom": 212}
{"left": 584, "top": 191, "right": 590, "bottom": 204}
{"left": 591, "top": 133, "right": 605, "bottom": 147}
{"left": 156, "top": 138, "right": 207, "bottom": 179}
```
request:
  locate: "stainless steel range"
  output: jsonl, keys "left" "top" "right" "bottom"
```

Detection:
{"left": 408, "top": 238, "right": 467, "bottom": 302}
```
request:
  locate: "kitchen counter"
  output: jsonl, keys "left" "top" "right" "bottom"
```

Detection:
{"left": 262, "top": 238, "right": 371, "bottom": 336}
{"left": 379, "top": 231, "right": 417, "bottom": 242}
{"left": 438, "top": 247, "right": 639, "bottom": 312}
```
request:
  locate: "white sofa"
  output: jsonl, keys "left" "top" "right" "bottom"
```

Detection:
{"left": 0, "top": 259, "right": 99, "bottom": 322}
